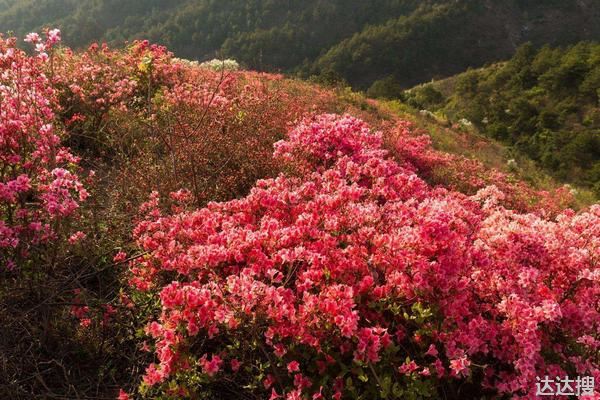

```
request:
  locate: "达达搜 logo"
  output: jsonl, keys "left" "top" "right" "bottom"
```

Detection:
{"left": 536, "top": 376, "right": 595, "bottom": 397}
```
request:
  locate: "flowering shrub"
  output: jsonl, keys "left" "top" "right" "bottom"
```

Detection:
{"left": 0, "top": 36, "right": 342, "bottom": 397}
{"left": 172, "top": 58, "right": 241, "bottom": 71}
{"left": 384, "top": 120, "right": 575, "bottom": 215}
{"left": 172, "top": 57, "right": 201, "bottom": 68}
{"left": 129, "top": 114, "right": 599, "bottom": 399}
{"left": 50, "top": 40, "right": 338, "bottom": 208}
{"left": 199, "top": 58, "right": 240, "bottom": 71}
{"left": 0, "top": 30, "right": 87, "bottom": 270}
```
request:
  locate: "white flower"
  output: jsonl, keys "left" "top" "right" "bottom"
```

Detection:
{"left": 199, "top": 58, "right": 240, "bottom": 71}
{"left": 458, "top": 118, "right": 472, "bottom": 127}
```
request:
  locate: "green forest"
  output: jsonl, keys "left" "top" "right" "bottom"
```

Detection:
{"left": 404, "top": 42, "right": 600, "bottom": 195}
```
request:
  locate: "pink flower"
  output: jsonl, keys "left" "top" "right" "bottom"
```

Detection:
{"left": 120, "top": 102, "right": 600, "bottom": 398}
{"left": 143, "top": 364, "right": 165, "bottom": 385}
{"left": 433, "top": 359, "right": 445, "bottom": 377}
{"left": 199, "top": 354, "right": 222, "bottom": 377}
{"left": 398, "top": 360, "right": 419, "bottom": 375}
{"left": 286, "top": 389, "right": 302, "bottom": 400}
{"left": 287, "top": 361, "right": 300, "bottom": 373}
{"left": 47, "top": 29, "right": 61, "bottom": 45}
{"left": 117, "top": 389, "right": 129, "bottom": 400}
{"left": 79, "top": 318, "right": 92, "bottom": 328}
{"left": 24, "top": 32, "right": 40, "bottom": 43}
{"left": 450, "top": 356, "right": 471, "bottom": 377}
{"left": 425, "top": 344, "right": 438, "bottom": 357}
{"left": 274, "top": 344, "right": 287, "bottom": 357}
{"left": 68, "top": 231, "right": 86, "bottom": 244}
{"left": 113, "top": 251, "right": 127, "bottom": 263}
{"left": 264, "top": 374, "right": 276, "bottom": 389}
{"left": 312, "top": 387, "right": 324, "bottom": 400}
{"left": 293, "top": 373, "right": 312, "bottom": 390}
{"left": 230, "top": 359, "right": 241, "bottom": 372}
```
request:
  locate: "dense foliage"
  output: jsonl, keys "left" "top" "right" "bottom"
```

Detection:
{"left": 0, "top": 0, "right": 599, "bottom": 88}
{"left": 0, "top": 30, "right": 598, "bottom": 400}
{"left": 405, "top": 42, "right": 600, "bottom": 197}
{"left": 130, "top": 114, "right": 599, "bottom": 399}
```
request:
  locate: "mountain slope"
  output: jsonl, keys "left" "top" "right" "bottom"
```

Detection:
{"left": 0, "top": 0, "right": 423, "bottom": 67}
{"left": 0, "top": 0, "right": 599, "bottom": 89}
{"left": 313, "top": 0, "right": 600, "bottom": 89}
{"left": 403, "top": 42, "right": 600, "bottom": 198}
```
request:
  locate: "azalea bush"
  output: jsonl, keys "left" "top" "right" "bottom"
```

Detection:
{"left": 384, "top": 120, "right": 575, "bottom": 216}
{"left": 52, "top": 40, "right": 339, "bottom": 208}
{"left": 1, "top": 31, "right": 343, "bottom": 398}
{"left": 0, "top": 30, "right": 124, "bottom": 399}
{"left": 128, "top": 114, "right": 599, "bottom": 399}
{"left": 0, "top": 29, "right": 88, "bottom": 271}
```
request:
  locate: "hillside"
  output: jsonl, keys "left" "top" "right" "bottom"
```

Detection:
{"left": 312, "top": 0, "right": 600, "bottom": 89}
{"left": 0, "top": 0, "right": 599, "bottom": 89}
{"left": 403, "top": 42, "right": 600, "bottom": 198}
{"left": 3, "top": 31, "right": 599, "bottom": 400}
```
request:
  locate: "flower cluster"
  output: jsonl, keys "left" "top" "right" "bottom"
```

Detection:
{"left": 172, "top": 57, "right": 241, "bottom": 71}
{"left": 198, "top": 58, "right": 240, "bottom": 71}
{"left": 0, "top": 30, "right": 87, "bottom": 269}
{"left": 386, "top": 120, "right": 574, "bottom": 215}
{"left": 130, "top": 114, "right": 599, "bottom": 399}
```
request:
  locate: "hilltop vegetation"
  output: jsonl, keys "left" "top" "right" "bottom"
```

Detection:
{"left": 0, "top": 0, "right": 599, "bottom": 88}
{"left": 404, "top": 42, "right": 600, "bottom": 197}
